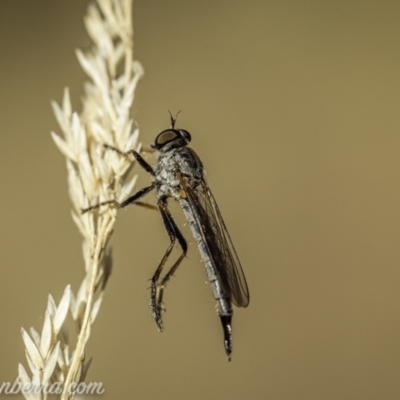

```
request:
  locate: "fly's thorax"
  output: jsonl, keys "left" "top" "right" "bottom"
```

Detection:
{"left": 153, "top": 151, "right": 181, "bottom": 199}
{"left": 154, "top": 147, "right": 204, "bottom": 200}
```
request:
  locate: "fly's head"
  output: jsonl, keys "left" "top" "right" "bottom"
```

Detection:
{"left": 151, "top": 128, "right": 191, "bottom": 152}
{"left": 151, "top": 111, "right": 192, "bottom": 152}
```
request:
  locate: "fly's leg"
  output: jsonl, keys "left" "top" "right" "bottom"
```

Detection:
{"left": 150, "top": 202, "right": 176, "bottom": 330}
{"left": 131, "top": 201, "right": 158, "bottom": 211}
{"left": 103, "top": 144, "right": 155, "bottom": 176}
{"left": 81, "top": 185, "right": 155, "bottom": 213}
{"left": 151, "top": 199, "right": 187, "bottom": 331}
{"left": 157, "top": 204, "right": 188, "bottom": 312}
{"left": 81, "top": 141, "right": 157, "bottom": 213}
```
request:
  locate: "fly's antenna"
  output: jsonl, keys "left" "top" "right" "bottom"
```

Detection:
{"left": 168, "top": 110, "right": 182, "bottom": 128}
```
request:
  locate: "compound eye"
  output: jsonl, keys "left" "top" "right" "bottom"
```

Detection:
{"left": 154, "top": 129, "right": 179, "bottom": 149}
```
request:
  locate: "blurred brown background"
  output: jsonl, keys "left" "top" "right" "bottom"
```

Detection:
{"left": 1, "top": 0, "right": 400, "bottom": 399}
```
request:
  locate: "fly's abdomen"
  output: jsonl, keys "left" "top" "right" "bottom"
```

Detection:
{"left": 179, "top": 198, "right": 233, "bottom": 318}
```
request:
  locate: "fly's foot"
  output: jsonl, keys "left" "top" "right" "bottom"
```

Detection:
{"left": 150, "top": 281, "right": 164, "bottom": 331}
{"left": 150, "top": 300, "right": 164, "bottom": 331}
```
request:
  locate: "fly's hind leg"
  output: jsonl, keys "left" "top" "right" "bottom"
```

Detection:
{"left": 151, "top": 199, "right": 187, "bottom": 331}
{"left": 157, "top": 205, "right": 188, "bottom": 312}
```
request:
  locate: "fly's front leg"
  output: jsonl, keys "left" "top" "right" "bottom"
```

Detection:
{"left": 104, "top": 144, "right": 155, "bottom": 176}
{"left": 151, "top": 199, "right": 187, "bottom": 331}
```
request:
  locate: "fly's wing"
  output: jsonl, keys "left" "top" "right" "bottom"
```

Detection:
{"left": 181, "top": 176, "right": 250, "bottom": 308}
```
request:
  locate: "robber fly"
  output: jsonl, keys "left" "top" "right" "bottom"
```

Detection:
{"left": 83, "top": 114, "right": 250, "bottom": 360}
